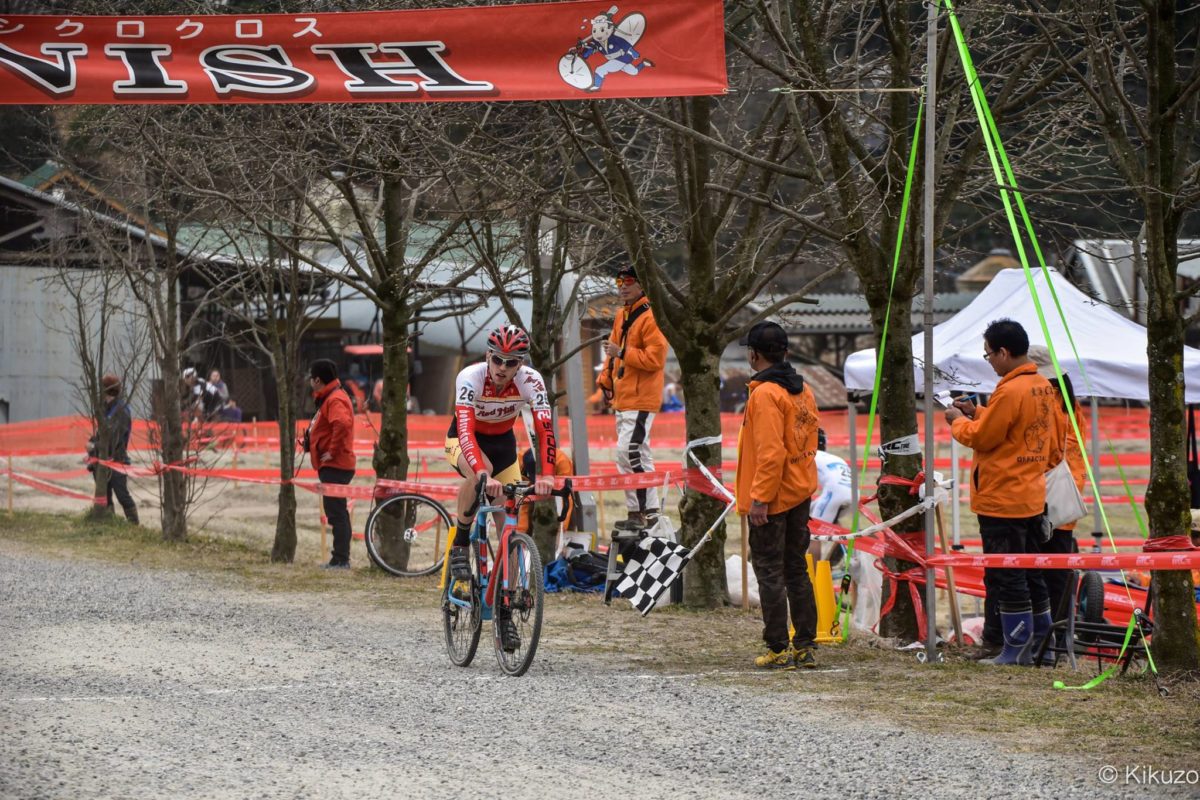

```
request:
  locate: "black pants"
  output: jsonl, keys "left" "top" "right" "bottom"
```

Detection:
{"left": 1038, "top": 529, "right": 1078, "bottom": 622}
{"left": 106, "top": 470, "right": 137, "bottom": 522}
{"left": 749, "top": 500, "right": 817, "bottom": 652}
{"left": 320, "top": 467, "right": 355, "bottom": 563}
{"left": 979, "top": 514, "right": 1049, "bottom": 614}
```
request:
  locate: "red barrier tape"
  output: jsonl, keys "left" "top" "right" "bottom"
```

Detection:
{"left": 6, "top": 469, "right": 101, "bottom": 503}
{"left": 925, "top": 551, "right": 1200, "bottom": 570}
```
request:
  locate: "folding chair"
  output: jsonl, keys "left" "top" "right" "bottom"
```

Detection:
{"left": 1032, "top": 569, "right": 1153, "bottom": 673}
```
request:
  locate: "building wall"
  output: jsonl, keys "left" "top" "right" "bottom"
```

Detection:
{"left": 0, "top": 265, "right": 151, "bottom": 423}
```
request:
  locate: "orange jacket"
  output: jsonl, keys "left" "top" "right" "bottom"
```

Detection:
{"left": 735, "top": 368, "right": 819, "bottom": 516}
{"left": 307, "top": 379, "right": 356, "bottom": 471}
{"left": 950, "top": 362, "right": 1056, "bottom": 518}
{"left": 597, "top": 297, "right": 667, "bottom": 413}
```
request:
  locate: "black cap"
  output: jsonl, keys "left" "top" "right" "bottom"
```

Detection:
{"left": 616, "top": 265, "right": 638, "bottom": 282}
{"left": 739, "top": 321, "right": 789, "bottom": 354}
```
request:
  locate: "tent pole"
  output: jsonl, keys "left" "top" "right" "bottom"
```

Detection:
{"left": 950, "top": 437, "right": 961, "bottom": 548}
{"left": 1090, "top": 394, "right": 1102, "bottom": 552}
{"left": 848, "top": 399, "right": 859, "bottom": 512}
{"left": 922, "top": 0, "right": 939, "bottom": 664}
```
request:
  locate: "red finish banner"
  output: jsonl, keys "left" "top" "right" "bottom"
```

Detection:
{"left": 0, "top": 0, "right": 726, "bottom": 105}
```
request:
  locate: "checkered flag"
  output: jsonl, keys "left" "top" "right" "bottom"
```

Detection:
{"left": 614, "top": 537, "right": 693, "bottom": 616}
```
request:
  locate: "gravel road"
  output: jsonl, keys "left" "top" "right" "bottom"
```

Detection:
{"left": 0, "top": 543, "right": 1181, "bottom": 799}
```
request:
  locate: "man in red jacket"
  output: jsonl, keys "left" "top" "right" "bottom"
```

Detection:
{"left": 302, "top": 359, "right": 356, "bottom": 569}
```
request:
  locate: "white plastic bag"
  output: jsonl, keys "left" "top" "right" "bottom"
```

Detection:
{"left": 849, "top": 548, "right": 882, "bottom": 633}
{"left": 726, "top": 554, "right": 760, "bottom": 608}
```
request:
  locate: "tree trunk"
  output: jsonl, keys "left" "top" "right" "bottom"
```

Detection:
{"left": 88, "top": 464, "right": 112, "bottom": 520}
{"left": 370, "top": 298, "right": 414, "bottom": 571}
{"left": 271, "top": 327, "right": 298, "bottom": 563}
{"left": 1143, "top": 231, "right": 1200, "bottom": 670}
{"left": 864, "top": 273, "right": 924, "bottom": 643}
{"left": 158, "top": 274, "right": 188, "bottom": 543}
{"left": 678, "top": 346, "right": 727, "bottom": 608}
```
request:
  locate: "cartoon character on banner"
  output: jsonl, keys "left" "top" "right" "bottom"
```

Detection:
{"left": 558, "top": 6, "right": 652, "bottom": 93}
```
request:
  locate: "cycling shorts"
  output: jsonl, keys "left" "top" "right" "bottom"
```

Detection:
{"left": 445, "top": 430, "right": 522, "bottom": 484}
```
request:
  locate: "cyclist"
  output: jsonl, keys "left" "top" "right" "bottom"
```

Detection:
{"left": 807, "top": 446, "right": 853, "bottom": 564}
{"left": 445, "top": 325, "right": 556, "bottom": 648}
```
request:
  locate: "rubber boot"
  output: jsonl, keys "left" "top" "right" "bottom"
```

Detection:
{"left": 980, "top": 610, "right": 1033, "bottom": 666}
{"left": 1030, "top": 608, "right": 1055, "bottom": 666}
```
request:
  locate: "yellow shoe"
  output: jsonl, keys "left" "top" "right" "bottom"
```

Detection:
{"left": 793, "top": 647, "right": 817, "bottom": 669}
{"left": 754, "top": 647, "right": 796, "bottom": 670}
{"left": 451, "top": 579, "right": 471, "bottom": 601}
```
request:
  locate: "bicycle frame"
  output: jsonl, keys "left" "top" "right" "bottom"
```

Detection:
{"left": 446, "top": 492, "right": 526, "bottom": 622}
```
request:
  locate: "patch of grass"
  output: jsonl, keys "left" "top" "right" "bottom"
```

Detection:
{"left": 4, "top": 509, "right": 1199, "bottom": 773}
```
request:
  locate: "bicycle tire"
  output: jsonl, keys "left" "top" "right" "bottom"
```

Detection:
{"left": 364, "top": 493, "right": 450, "bottom": 577}
{"left": 492, "top": 532, "right": 544, "bottom": 677}
{"left": 1078, "top": 570, "right": 1106, "bottom": 624}
{"left": 443, "top": 544, "right": 482, "bottom": 667}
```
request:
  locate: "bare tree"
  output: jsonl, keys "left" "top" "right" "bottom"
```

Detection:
{"left": 556, "top": 85, "right": 840, "bottom": 607}
{"left": 1030, "top": 0, "right": 1200, "bottom": 671}
{"left": 60, "top": 105, "right": 241, "bottom": 542}
{"left": 164, "top": 102, "right": 493, "bottom": 570}
{"left": 435, "top": 103, "right": 617, "bottom": 558}
{"left": 741, "top": 0, "right": 1076, "bottom": 638}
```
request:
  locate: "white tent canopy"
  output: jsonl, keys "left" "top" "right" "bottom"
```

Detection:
{"left": 843, "top": 267, "right": 1200, "bottom": 401}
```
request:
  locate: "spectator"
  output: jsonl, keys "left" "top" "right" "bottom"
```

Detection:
{"left": 181, "top": 367, "right": 205, "bottom": 423}
{"left": 208, "top": 370, "right": 230, "bottom": 406}
{"left": 736, "top": 321, "right": 820, "bottom": 670}
{"left": 807, "top": 446, "right": 854, "bottom": 563}
{"left": 596, "top": 265, "right": 668, "bottom": 529}
{"left": 372, "top": 377, "right": 384, "bottom": 412}
{"left": 661, "top": 370, "right": 684, "bottom": 412}
{"left": 406, "top": 383, "right": 420, "bottom": 414}
{"left": 945, "top": 319, "right": 1054, "bottom": 666}
{"left": 89, "top": 374, "right": 138, "bottom": 524}
{"left": 1027, "top": 346, "right": 1087, "bottom": 642}
{"left": 517, "top": 447, "right": 577, "bottom": 535}
{"left": 301, "top": 359, "right": 357, "bottom": 569}
{"left": 217, "top": 398, "right": 244, "bottom": 423}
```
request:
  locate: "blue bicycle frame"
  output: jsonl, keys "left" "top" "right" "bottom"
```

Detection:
{"left": 445, "top": 498, "right": 522, "bottom": 622}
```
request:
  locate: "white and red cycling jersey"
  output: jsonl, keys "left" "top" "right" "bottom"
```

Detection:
{"left": 452, "top": 362, "right": 557, "bottom": 477}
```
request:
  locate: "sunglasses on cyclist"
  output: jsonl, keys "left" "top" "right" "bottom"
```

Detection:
{"left": 490, "top": 354, "right": 521, "bottom": 369}
{"left": 615, "top": 276, "right": 638, "bottom": 288}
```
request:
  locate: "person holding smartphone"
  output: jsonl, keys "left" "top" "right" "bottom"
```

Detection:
{"left": 944, "top": 319, "right": 1055, "bottom": 666}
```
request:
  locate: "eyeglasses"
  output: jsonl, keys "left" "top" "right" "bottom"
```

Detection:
{"left": 982, "top": 350, "right": 994, "bottom": 361}
{"left": 490, "top": 354, "right": 521, "bottom": 369}
{"left": 615, "top": 276, "right": 638, "bottom": 287}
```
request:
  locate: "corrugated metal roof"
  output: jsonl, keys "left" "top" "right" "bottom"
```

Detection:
{"left": 775, "top": 292, "right": 978, "bottom": 333}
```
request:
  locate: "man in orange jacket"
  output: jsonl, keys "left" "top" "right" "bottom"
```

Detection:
{"left": 597, "top": 265, "right": 668, "bottom": 529}
{"left": 736, "top": 321, "right": 820, "bottom": 670}
{"left": 946, "top": 319, "right": 1054, "bottom": 665}
{"left": 302, "top": 359, "right": 357, "bottom": 569}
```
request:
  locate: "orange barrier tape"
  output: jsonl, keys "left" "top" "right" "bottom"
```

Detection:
{"left": 1, "top": 407, "right": 1154, "bottom": 456}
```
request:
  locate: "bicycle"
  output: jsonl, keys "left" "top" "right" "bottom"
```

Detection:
{"left": 363, "top": 488, "right": 453, "bottom": 577}
{"left": 443, "top": 476, "right": 570, "bottom": 676}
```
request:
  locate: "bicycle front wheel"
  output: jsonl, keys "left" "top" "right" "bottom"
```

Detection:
{"left": 364, "top": 493, "right": 451, "bottom": 577}
{"left": 493, "top": 532, "right": 544, "bottom": 677}
{"left": 443, "top": 578, "right": 482, "bottom": 667}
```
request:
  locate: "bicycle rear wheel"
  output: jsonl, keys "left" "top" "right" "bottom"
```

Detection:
{"left": 364, "top": 493, "right": 450, "bottom": 577}
{"left": 493, "top": 532, "right": 544, "bottom": 677}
